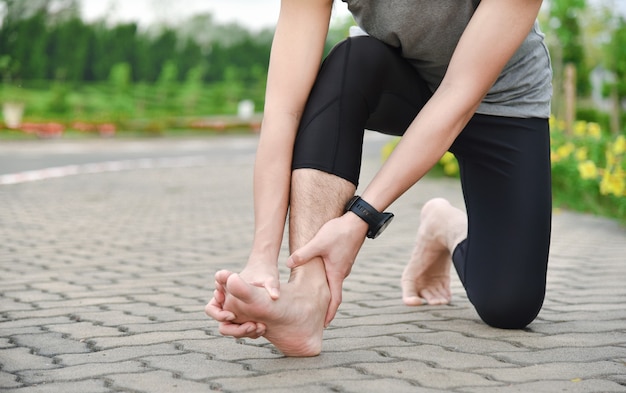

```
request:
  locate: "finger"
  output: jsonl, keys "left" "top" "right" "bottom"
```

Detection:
{"left": 213, "top": 289, "right": 225, "bottom": 305}
{"left": 286, "top": 242, "right": 322, "bottom": 269}
{"left": 263, "top": 277, "right": 280, "bottom": 300}
{"left": 215, "top": 269, "right": 234, "bottom": 286}
{"left": 219, "top": 321, "right": 265, "bottom": 338}
{"left": 324, "top": 277, "right": 344, "bottom": 327}
{"left": 205, "top": 297, "right": 236, "bottom": 322}
{"left": 215, "top": 278, "right": 227, "bottom": 293}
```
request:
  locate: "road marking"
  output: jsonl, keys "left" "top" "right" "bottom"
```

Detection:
{"left": 0, "top": 155, "right": 212, "bottom": 186}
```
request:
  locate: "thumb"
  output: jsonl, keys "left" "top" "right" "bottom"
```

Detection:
{"left": 263, "top": 276, "right": 280, "bottom": 300}
{"left": 286, "top": 241, "right": 321, "bottom": 269}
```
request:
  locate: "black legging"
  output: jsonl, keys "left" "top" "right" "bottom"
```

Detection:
{"left": 292, "top": 36, "right": 552, "bottom": 329}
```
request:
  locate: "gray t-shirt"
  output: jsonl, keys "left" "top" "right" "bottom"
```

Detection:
{"left": 342, "top": 0, "right": 552, "bottom": 118}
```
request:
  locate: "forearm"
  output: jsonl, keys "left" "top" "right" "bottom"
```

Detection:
{"left": 247, "top": 0, "right": 332, "bottom": 265}
{"left": 361, "top": 0, "right": 542, "bottom": 212}
{"left": 248, "top": 115, "right": 297, "bottom": 264}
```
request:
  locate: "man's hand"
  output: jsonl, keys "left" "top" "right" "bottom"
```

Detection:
{"left": 286, "top": 213, "right": 368, "bottom": 327}
{"left": 205, "top": 262, "right": 279, "bottom": 338}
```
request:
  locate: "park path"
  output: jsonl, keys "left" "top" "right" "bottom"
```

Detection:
{"left": 0, "top": 134, "right": 625, "bottom": 392}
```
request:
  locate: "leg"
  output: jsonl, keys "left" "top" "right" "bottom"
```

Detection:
{"left": 451, "top": 114, "right": 552, "bottom": 328}
{"left": 220, "top": 170, "right": 351, "bottom": 357}
{"left": 401, "top": 198, "right": 467, "bottom": 306}
{"left": 217, "top": 36, "right": 431, "bottom": 356}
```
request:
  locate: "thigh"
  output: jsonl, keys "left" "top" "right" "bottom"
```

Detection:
{"left": 292, "top": 36, "right": 432, "bottom": 186}
{"left": 450, "top": 114, "right": 552, "bottom": 328}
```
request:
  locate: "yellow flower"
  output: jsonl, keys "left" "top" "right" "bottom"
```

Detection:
{"left": 574, "top": 120, "right": 587, "bottom": 137}
{"left": 600, "top": 171, "right": 625, "bottom": 197}
{"left": 575, "top": 147, "right": 588, "bottom": 161}
{"left": 380, "top": 138, "right": 399, "bottom": 161}
{"left": 606, "top": 150, "right": 617, "bottom": 167}
{"left": 587, "top": 122, "right": 602, "bottom": 139}
{"left": 439, "top": 152, "right": 459, "bottom": 176}
{"left": 555, "top": 142, "right": 575, "bottom": 159}
{"left": 551, "top": 151, "right": 560, "bottom": 164}
{"left": 612, "top": 135, "right": 626, "bottom": 155}
{"left": 577, "top": 160, "right": 598, "bottom": 180}
{"left": 443, "top": 161, "right": 459, "bottom": 176}
{"left": 439, "top": 151, "right": 456, "bottom": 165}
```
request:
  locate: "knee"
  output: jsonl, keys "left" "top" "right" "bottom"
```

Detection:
{"left": 471, "top": 286, "right": 545, "bottom": 329}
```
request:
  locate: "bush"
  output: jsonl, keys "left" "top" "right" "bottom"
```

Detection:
{"left": 381, "top": 117, "right": 626, "bottom": 223}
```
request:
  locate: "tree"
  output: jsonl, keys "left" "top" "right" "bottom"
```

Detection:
{"left": 548, "top": 0, "right": 589, "bottom": 95}
{"left": 604, "top": 16, "right": 626, "bottom": 133}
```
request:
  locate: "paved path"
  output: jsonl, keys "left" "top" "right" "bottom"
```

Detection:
{"left": 1, "top": 135, "right": 625, "bottom": 392}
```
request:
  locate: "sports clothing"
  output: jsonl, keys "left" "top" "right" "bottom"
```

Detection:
{"left": 342, "top": 0, "right": 552, "bottom": 118}
{"left": 292, "top": 36, "right": 551, "bottom": 328}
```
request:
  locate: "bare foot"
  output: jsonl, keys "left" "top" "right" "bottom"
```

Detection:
{"left": 219, "top": 271, "right": 330, "bottom": 357}
{"left": 401, "top": 198, "right": 467, "bottom": 306}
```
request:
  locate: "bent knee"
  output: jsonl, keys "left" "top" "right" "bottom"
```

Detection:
{"left": 472, "top": 290, "right": 545, "bottom": 329}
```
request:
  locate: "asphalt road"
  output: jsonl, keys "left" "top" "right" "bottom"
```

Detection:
{"left": 0, "top": 133, "right": 392, "bottom": 176}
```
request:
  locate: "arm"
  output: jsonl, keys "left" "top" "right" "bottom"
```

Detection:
{"left": 206, "top": 0, "right": 333, "bottom": 335}
{"left": 288, "top": 0, "right": 545, "bottom": 324}
{"left": 361, "top": 0, "right": 544, "bottom": 209}
{"left": 247, "top": 0, "right": 333, "bottom": 291}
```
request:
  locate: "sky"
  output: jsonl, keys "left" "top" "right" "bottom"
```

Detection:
{"left": 79, "top": 0, "right": 626, "bottom": 31}
{"left": 79, "top": 0, "right": 352, "bottom": 30}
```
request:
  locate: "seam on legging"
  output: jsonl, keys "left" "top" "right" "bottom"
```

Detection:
{"left": 456, "top": 156, "right": 470, "bottom": 285}
{"left": 331, "top": 37, "right": 352, "bottom": 174}
{"left": 297, "top": 96, "right": 341, "bottom": 134}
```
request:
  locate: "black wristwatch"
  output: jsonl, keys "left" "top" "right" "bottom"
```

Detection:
{"left": 345, "top": 195, "right": 394, "bottom": 239}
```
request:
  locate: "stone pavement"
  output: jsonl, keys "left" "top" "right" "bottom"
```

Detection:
{"left": 0, "top": 135, "right": 625, "bottom": 393}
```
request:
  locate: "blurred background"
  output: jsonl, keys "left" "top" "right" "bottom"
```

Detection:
{"left": 0, "top": 0, "right": 625, "bottom": 219}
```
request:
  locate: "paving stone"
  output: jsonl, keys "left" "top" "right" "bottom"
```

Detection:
{"left": 16, "top": 360, "right": 145, "bottom": 384}
{"left": 142, "top": 352, "right": 255, "bottom": 379}
{"left": 0, "top": 347, "right": 58, "bottom": 372}
{"left": 354, "top": 360, "right": 501, "bottom": 390}
{"left": 213, "top": 367, "right": 366, "bottom": 391}
{"left": 56, "top": 343, "right": 184, "bottom": 366}
{"left": 396, "top": 331, "right": 526, "bottom": 353}
{"left": 382, "top": 344, "right": 512, "bottom": 369}
{"left": 175, "top": 337, "right": 282, "bottom": 361}
{"left": 476, "top": 361, "right": 626, "bottom": 383}
{"left": 1, "top": 136, "right": 625, "bottom": 392}
{"left": 245, "top": 349, "right": 393, "bottom": 373}
{"left": 89, "top": 330, "right": 209, "bottom": 349}
{"left": 45, "top": 322, "right": 124, "bottom": 340}
{"left": 1, "top": 379, "right": 111, "bottom": 393}
{"left": 460, "top": 379, "right": 626, "bottom": 393}
{"left": 108, "top": 370, "right": 218, "bottom": 393}
{"left": 492, "top": 346, "right": 626, "bottom": 365}
{"left": 502, "top": 331, "right": 626, "bottom": 349}
{"left": 328, "top": 378, "right": 447, "bottom": 393}
{"left": 0, "top": 370, "right": 21, "bottom": 388}
{"left": 10, "top": 332, "right": 91, "bottom": 356}
{"left": 0, "top": 337, "right": 15, "bottom": 348}
{"left": 320, "top": 336, "right": 417, "bottom": 354}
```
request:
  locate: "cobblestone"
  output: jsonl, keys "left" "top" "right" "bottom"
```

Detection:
{"left": 1, "top": 135, "right": 625, "bottom": 392}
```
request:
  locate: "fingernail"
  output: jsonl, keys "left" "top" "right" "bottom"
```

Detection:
{"left": 226, "top": 313, "right": 236, "bottom": 321}
{"left": 269, "top": 288, "right": 279, "bottom": 298}
{"left": 246, "top": 325, "right": 255, "bottom": 333}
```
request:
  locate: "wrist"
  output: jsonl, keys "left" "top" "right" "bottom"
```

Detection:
{"left": 345, "top": 195, "right": 394, "bottom": 239}
{"left": 344, "top": 210, "right": 370, "bottom": 237}
{"left": 248, "top": 245, "right": 280, "bottom": 267}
